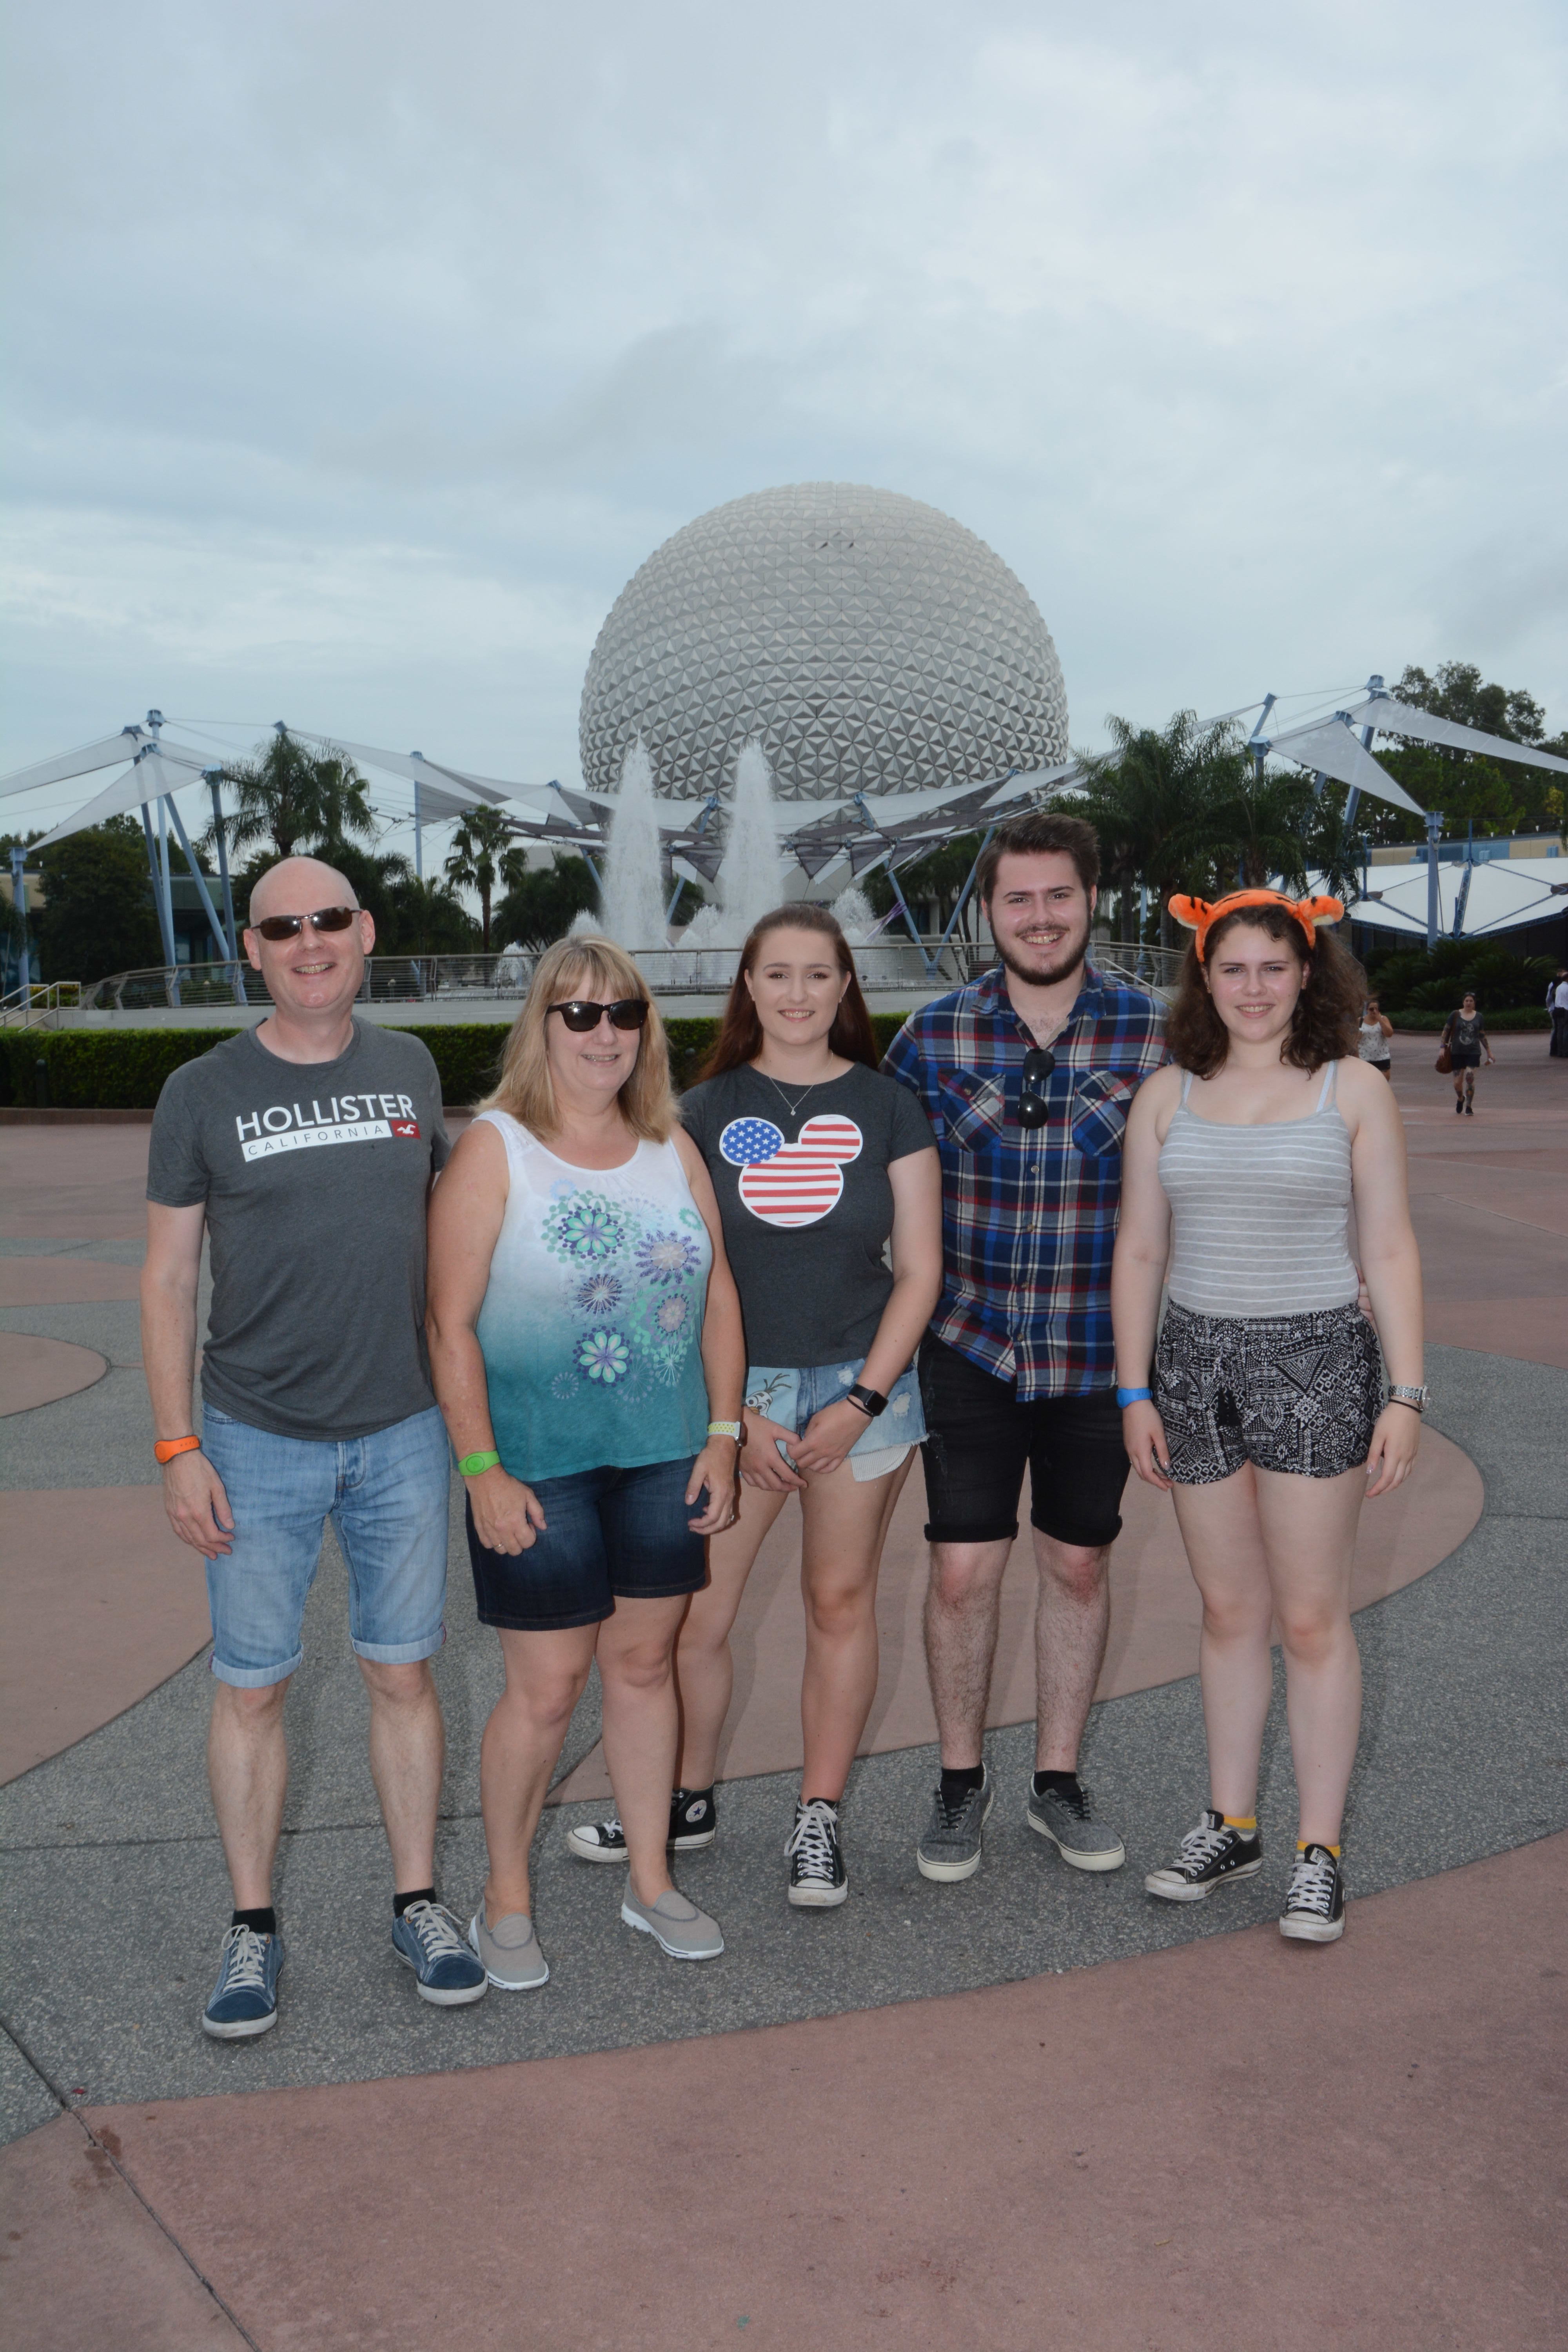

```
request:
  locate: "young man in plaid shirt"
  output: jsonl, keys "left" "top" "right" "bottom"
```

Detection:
{"left": 883, "top": 811, "right": 1166, "bottom": 1882}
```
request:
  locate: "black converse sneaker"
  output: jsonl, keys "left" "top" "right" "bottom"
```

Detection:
{"left": 567, "top": 1787, "right": 719, "bottom": 1863}
{"left": 1280, "top": 1844, "right": 1346, "bottom": 1943}
{"left": 670, "top": 1786, "right": 718, "bottom": 1850}
{"left": 785, "top": 1798, "right": 848, "bottom": 1908}
{"left": 1145, "top": 1808, "right": 1264, "bottom": 1903}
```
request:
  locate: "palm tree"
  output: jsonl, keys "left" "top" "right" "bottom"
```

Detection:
{"left": 209, "top": 732, "right": 377, "bottom": 863}
{"left": 1073, "top": 711, "right": 1248, "bottom": 947}
{"left": 443, "top": 806, "right": 520, "bottom": 951}
{"left": 1200, "top": 765, "right": 1314, "bottom": 892}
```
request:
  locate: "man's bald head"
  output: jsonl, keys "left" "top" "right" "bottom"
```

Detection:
{"left": 248, "top": 857, "right": 359, "bottom": 924}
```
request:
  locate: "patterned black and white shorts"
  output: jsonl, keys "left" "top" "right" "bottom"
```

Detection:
{"left": 1154, "top": 1300, "right": 1382, "bottom": 1485}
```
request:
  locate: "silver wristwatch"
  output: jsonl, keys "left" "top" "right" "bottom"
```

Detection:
{"left": 1386, "top": 1384, "right": 1429, "bottom": 1413}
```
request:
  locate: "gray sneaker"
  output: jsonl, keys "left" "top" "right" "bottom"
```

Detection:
{"left": 620, "top": 1883, "right": 724, "bottom": 1961}
{"left": 1026, "top": 1780, "right": 1126, "bottom": 1873}
{"left": 468, "top": 1907, "right": 550, "bottom": 1991}
{"left": 916, "top": 1768, "right": 993, "bottom": 1882}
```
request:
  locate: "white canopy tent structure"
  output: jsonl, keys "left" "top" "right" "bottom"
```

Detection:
{"left": 1329, "top": 857, "right": 1568, "bottom": 944}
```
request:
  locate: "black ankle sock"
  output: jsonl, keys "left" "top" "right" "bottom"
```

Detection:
{"left": 1033, "top": 1770, "right": 1082, "bottom": 1802}
{"left": 393, "top": 1886, "right": 436, "bottom": 1920}
{"left": 940, "top": 1763, "right": 985, "bottom": 1807}
{"left": 231, "top": 1906, "right": 276, "bottom": 1936}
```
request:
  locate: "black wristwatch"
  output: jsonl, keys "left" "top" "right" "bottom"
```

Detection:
{"left": 845, "top": 1383, "right": 888, "bottom": 1419}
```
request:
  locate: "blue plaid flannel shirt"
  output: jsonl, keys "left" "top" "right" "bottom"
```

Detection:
{"left": 882, "top": 962, "right": 1167, "bottom": 1398}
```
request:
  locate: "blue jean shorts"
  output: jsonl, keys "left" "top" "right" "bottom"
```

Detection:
{"left": 200, "top": 1403, "right": 451, "bottom": 1688}
{"left": 745, "top": 1356, "right": 925, "bottom": 1478}
{"left": 466, "top": 1455, "right": 708, "bottom": 1634}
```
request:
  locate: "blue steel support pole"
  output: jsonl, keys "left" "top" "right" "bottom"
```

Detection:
{"left": 141, "top": 799, "right": 178, "bottom": 972}
{"left": 163, "top": 795, "right": 232, "bottom": 965}
{"left": 9, "top": 846, "right": 29, "bottom": 997}
{"left": 1344, "top": 674, "right": 1384, "bottom": 837}
{"left": 1425, "top": 809, "right": 1444, "bottom": 950}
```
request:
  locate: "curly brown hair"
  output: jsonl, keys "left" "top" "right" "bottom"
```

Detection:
{"left": 698, "top": 903, "right": 880, "bottom": 1079}
{"left": 1165, "top": 906, "right": 1365, "bottom": 1076}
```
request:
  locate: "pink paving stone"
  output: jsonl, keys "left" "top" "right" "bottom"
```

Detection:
{"left": 0, "top": 1830, "right": 1552, "bottom": 2352}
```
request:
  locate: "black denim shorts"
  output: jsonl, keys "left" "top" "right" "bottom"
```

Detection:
{"left": 917, "top": 1334, "right": 1130, "bottom": 1549}
{"left": 1154, "top": 1300, "right": 1382, "bottom": 1485}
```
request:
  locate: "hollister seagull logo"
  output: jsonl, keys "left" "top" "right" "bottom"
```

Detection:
{"left": 719, "top": 1114, "right": 862, "bottom": 1228}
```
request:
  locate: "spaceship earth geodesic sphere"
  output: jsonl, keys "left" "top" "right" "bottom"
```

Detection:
{"left": 578, "top": 482, "right": 1068, "bottom": 803}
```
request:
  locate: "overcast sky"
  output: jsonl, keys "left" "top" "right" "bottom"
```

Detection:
{"left": 4, "top": 0, "right": 1565, "bottom": 854}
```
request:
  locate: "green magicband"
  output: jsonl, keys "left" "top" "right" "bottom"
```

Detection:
{"left": 457, "top": 1449, "right": 502, "bottom": 1476}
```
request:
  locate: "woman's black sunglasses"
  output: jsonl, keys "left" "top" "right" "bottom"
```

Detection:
{"left": 548, "top": 998, "right": 650, "bottom": 1033}
{"left": 253, "top": 906, "right": 358, "bottom": 942}
{"left": 1016, "top": 1046, "right": 1056, "bottom": 1128}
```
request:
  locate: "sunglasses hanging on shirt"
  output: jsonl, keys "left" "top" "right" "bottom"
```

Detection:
{"left": 547, "top": 998, "right": 651, "bottom": 1033}
{"left": 1016, "top": 1047, "right": 1056, "bottom": 1128}
{"left": 252, "top": 906, "right": 359, "bottom": 942}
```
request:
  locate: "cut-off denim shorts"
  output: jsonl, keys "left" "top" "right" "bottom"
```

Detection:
{"left": 466, "top": 1454, "right": 707, "bottom": 1633}
{"left": 745, "top": 1355, "right": 924, "bottom": 1481}
{"left": 199, "top": 1401, "right": 450, "bottom": 1688}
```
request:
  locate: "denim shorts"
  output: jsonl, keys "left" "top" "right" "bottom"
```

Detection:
{"left": 466, "top": 1455, "right": 707, "bottom": 1633}
{"left": 199, "top": 1402, "right": 451, "bottom": 1688}
{"left": 745, "top": 1356, "right": 925, "bottom": 1480}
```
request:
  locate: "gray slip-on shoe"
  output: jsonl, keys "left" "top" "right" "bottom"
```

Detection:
{"left": 1026, "top": 1781, "right": 1127, "bottom": 1872}
{"left": 916, "top": 1769, "right": 993, "bottom": 1882}
{"left": 468, "top": 1907, "right": 550, "bottom": 1991}
{"left": 620, "top": 1883, "right": 724, "bottom": 1960}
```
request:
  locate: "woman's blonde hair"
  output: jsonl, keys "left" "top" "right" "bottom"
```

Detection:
{"left": 479, "top": 934, "right": 676, "bottom": 1141}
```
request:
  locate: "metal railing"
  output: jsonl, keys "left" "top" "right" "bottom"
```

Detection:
{"left": 83, "top": 938, "right": 1185, "bottom": 1014}
{"left": 0, "top": 981, "right": 83, "bottom": 1031}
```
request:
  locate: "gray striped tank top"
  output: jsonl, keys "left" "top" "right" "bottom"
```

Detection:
{"left": 1158, "top": 1061, "right": 1358, "bottom": 1318}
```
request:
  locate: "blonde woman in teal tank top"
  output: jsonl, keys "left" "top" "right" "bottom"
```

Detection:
{"left": 427, "top": 937, "right": 745, "bottom": 1981}
{"left": 1112, "top": 893, "right": 1425, "bottom": 1947}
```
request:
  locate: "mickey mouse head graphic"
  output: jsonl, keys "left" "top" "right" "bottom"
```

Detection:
{"left": 718, "top": 1115, "right": 864, "bottom": 1228}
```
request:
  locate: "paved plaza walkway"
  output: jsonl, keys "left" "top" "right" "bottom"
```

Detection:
{"left": 1, "top": 1033, "right": 1564, "bottom": 2348}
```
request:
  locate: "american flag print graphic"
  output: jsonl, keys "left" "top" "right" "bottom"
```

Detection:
{"left": 719, "top": 1113, "right": 864, "bottom": 1228}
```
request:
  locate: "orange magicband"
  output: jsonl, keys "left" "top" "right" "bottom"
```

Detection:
{"left": 154, "top": 1435, "right": 202, "bottom": 1464}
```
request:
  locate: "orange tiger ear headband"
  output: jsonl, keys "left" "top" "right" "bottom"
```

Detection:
{"left": 1167, "top": 889, "right": 1345, "bottom": 962}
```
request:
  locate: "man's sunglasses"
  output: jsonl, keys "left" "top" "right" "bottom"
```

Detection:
{"left": 547, "top": 998, "right": 650, "bottom": 1033}
{"left": 252, "top": 906, "right": 358, "bottom": 942}
{"left": 1016, "top": 1047, "right": 1056, "bottom": 1129}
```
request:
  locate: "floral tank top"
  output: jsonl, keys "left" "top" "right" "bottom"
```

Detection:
{"left": 473, "top": 1112, "right": 712, "bottom": 1483}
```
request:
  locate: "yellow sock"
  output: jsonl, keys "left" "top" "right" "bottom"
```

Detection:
{"left": 1298, "top": 1838, "right": 1341, "bottom": 1858}
{"left": 1222, "top": 1815, "right": 1256, "bottom": 1832}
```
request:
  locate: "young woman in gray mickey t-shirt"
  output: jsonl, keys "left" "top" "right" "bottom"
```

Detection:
{"left": 564, "top": 905, "right": 942, "bottom": 1909}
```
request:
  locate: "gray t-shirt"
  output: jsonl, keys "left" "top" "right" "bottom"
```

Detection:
{"left": 681, "top": 1061, "right": 935, "bottom": 1368}
{"left": 147, "top": 1022, "right": 450, "bottom": 1441}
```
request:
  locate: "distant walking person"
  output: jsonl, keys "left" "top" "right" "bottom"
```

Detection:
{"left": 143, "top": 855, "right": 486, "bottom": 2040}
{"left": 640, "top": 905, "right": 942, "bottom": 1909}
{"left": 882, "top": 811, "right": 1167, "bottom": 1885}
{"left": 1442, "top": 992, "right": 1493, "bottom": 1112}
{"left": 425, "top": 937, "right": 745, "bottom": 1980}
{"left": 1548, "top": 969, "right": 1568, "bottom": 1059}
{"left": 1357, "top": 996, "right": 1393, "bottom": 1079}
{"left": 1113, "top": 889, "right": 1425, "bottom": 1945}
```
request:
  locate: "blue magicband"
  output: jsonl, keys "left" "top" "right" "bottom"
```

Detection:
{"left": 1115, "top": 1387, "right": 1153, "bottom": 1407}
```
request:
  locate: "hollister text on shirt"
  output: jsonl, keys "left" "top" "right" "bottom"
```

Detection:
{"left": 235, "top": 1093, "right": 424, "bottom": 1159}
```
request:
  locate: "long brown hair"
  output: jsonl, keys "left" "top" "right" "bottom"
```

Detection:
{"left": 1165, "top": 905, "right": 1364, "bottom": 1077}
{"left": 480, "top": 934, "right": 677, "bottom": 1140}
{"left": 698, "top": 904, "right": 880, "bottom": 1080}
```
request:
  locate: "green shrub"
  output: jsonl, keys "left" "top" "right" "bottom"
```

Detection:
{"left": 1390, "top": 1007, "right": 1550, "bottom": 1032}
{"left": 1, "top": 1013, "right": 921, "bottom": 1110}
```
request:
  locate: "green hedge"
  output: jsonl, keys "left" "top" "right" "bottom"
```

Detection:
{"left": 2, "top": 1013, "right": 918, "bottom": 1109}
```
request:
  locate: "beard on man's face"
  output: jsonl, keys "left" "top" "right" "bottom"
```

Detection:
{"left": 993, "top": 904, "right": 1092, "bottom": 989}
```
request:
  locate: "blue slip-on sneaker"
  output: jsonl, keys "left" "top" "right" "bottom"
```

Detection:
{"left": 392, "top": 1899, "right": 488, "bottom": 2005}
{"left": 201, "top": 1924, "right": 284, "bottom": 2040}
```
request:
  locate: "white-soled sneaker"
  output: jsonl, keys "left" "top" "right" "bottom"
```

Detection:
{"left": 786, "top": 1798, "right": 848, "bottom": 1907}
{"left": 1145, "top": 1809, "right": 1263, "bottom": 1904}
{"left": 1279, "top": 1844, "right": 1346, "bottom": 1943}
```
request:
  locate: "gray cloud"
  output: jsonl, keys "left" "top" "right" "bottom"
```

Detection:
{"left": 4, "top": 0, "right": 1565, "bottom": 843}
